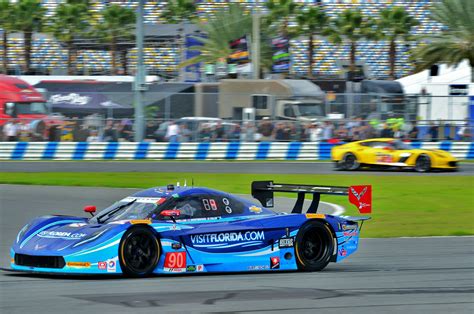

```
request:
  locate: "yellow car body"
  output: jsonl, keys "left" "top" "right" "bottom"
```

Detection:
{"left": 331, "top": 138, "right": 458, "bottom": 172}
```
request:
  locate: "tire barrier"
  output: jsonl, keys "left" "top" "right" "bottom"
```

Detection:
{"left": 0, "top": 141, "right": 473, "bottom": 161}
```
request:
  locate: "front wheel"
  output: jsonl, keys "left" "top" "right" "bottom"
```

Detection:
{"left": 414, "top": 154, "right": 431, "bottom": 173}
{"left": 119, "top": 226, "right": 161, "bottom": 277}
{"left": 339, "top": 153, "right": 360, "bottom": 170}
{"left": 295, "top": 220, "right": 334, "bottom": 271}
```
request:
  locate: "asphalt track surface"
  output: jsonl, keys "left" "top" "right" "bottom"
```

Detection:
{"left": 1, "top": 185, "right": 473, "bottom": 313}
{"left": 1, "top": 161, "right": 474, "bottom": 176}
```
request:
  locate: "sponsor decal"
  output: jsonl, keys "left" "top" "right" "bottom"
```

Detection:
{"left": 34, "top": 243, "right": 46, "bottom": 250}
{"left": 186, "top": 265, "right": 196, "bottom": 272}
{"left": 348, "top": 185, "right": 372, "bottom": 214}
{"left": 171, "top": 242, "right": 182, "bottom": 250}
{"left": 164, "top": 252, "right": 186, "bottom": 273}
{"left": 68, "top": 223, "right": 87, "bottom": 228}
{"left": 130, "top": 219, "right": 151, "bottom": 225}
{"left": 98, "top": 262, "right": 107, "bottom": 270}
{"left": 270, "top": 257, "right": 280, "bottom": 269}
{"left": 191, "top": 231, "right": 265, "bottom": 245}
{"left": 107, "top": 259, "right": 117, "bottom": 273}
{"left": 278, "top": 237, "right": 294, "bottom": 248}
{"left": 196, "top": 265, "right": 204, "bottom": 272}
{"left": 342, "top": 224, "right": 357, "bottom": 231}
{"left": 343, "top": 231, "right": 358, "bottom": 237}
{"left": 249, "top": 206, "right": 262, "bottom": 214}
{"left": 248, "top": 265, "right": 269, "bottom": 271}
{"left": 376, "top": 153, "right": 393, "bottom": 163}
{"left": 67, "top": 262, "right": 91, "bottom": 268}
{"left": 49, "top": 93, "right": 91, "bottom": 105}
{"left": 339, "top": 247, "right": 347, "bottom": 257}
{"left": 37, "top": 230, "right": 87, "bottom": 240}
{"left": 305, "top": 214, "right": 325, "bottom": 219}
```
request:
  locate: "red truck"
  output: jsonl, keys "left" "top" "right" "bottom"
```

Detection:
{"left": 0, "top": 75, "right": 49, "bottom": 121}
{"left": 0, "top": 75, "right": 63, "bottom": 140}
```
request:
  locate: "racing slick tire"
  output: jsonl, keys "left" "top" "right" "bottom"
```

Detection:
{"left": 119, "top": 226, "right": 161, "bottom": 277}
{"left": 295, "top": 220, "right": 334, "bottom": 271}
{"left": 339, "top": 153, "right": 360, "bottom": 170}
{"left": 414, "top": 154, "right": 431, "bottom": 173}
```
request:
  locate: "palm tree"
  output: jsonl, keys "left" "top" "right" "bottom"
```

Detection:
{"left": 180, "top": 4, "right": 253, "bottom": 68}
{"left": 12, "top": 0, "right": 46, "bottom": 74}
{"left": 161, "top": 0, "right": 197, "bottom": 24}
{"left": 327, "top": 9, "right": 376, "bottom": 77}
{"left": 47, "top": 2, "right": 90, "bottom": 75}
{"left": 94, "top": 4, "right": 135, "bottom": 75}
{"left": 0, "top": 0, "right": 15, "bottom": 74}
{"left": 412, "top": 0, "right": 474, "bottom": 82}
{"left": 296, "top": 6, "right": 330, "bottom": 77}
{"left": 377, "top": 6, "right": 419, "bottom": 79}
{"left": 265, "top": 0, "right": 299, "bottom": 37}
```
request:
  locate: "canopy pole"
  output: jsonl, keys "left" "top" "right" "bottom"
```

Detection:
{"left": 134, "top": 0, "right": 146, "bottom": 142}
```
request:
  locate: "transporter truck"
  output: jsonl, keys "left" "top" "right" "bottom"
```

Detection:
{"left": 195, "top": 79, "right": 326, "bottom": 121}
{"left": 0, "top": 75, "right": 63, "bottom": 140}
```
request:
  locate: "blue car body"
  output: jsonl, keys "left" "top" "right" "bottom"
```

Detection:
{"left": 11, "top": 181, "right": 370, "bottom": 275}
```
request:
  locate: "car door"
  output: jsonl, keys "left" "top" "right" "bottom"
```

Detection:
{"left": 360, "top": 141, "right": 396, "bottom": 164}
{"left": 173, "top": 193, "right": 270, "bottom": 272}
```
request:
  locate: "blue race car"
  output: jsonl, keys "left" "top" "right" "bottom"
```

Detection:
{"left": 10, "top": 181, "right": 372, "bottom": 277}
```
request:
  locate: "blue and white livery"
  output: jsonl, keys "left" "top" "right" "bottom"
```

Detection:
{"left": 11, "top": 181, "right": 371, "bottom": 277}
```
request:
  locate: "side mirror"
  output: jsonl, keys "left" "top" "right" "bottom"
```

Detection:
{"left": 160, "top": 209, "right": 181, "bottom": 218}
{"left": 84, "top": 205, "right": 96, "bottom": 216}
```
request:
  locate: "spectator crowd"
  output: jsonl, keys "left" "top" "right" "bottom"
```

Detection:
{"left": 1, "top": 117, "right": 472, "bottom": 143}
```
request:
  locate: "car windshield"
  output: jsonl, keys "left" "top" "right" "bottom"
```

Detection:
{"left": 392, "top": 140, "right": 412, "bottom": 150}
{"left": 296, "top": 103, "right": 324, "bottom": 117}
{"left": 90, "top": 197, "right": 170, "bottom": 224}
{"left": 15, "top": 102, "right": 48, "bottom": 115}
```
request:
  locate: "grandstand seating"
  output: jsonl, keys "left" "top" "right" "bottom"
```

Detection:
{"left": 0, "top": 0, "right": 442, "bottom": 78}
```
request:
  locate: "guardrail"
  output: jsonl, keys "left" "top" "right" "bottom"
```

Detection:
{"left": 0, "top": 141, "right": 473, "bottom": 161}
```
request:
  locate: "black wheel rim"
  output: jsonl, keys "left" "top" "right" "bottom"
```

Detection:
{"left": 417, "top": 156, "right": 429, "bottom": 171}
{"left": 301, "top": 231, "right": 327, "bottom": 263}
{"left": 123, "top": 232, "right": 158, "bottom": 274}
{"left": 345, "top": 155, "right": 355, "bottom": 168}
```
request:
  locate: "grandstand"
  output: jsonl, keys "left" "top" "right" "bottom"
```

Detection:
{"left": 0, "top": 0, "right": 442, "bottom": 79}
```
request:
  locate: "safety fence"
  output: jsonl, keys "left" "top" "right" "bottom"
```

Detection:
{"left": 1, "top": 141, "right": 473, "bottom": 161}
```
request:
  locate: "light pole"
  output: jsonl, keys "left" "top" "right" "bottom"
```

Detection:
{"left": 252, "top": 3, "right": 260, "bottom": 79}
{"left": 133, "top": 0, "right": 146, "bottom": 141}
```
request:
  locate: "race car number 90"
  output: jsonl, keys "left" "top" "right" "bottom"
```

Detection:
{"left": 164, "top": 252, "right": 186, "bottom": 268}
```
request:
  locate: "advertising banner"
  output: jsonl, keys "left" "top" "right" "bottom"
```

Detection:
{"left": 272, "top": 36, "right": 290, "bottom": 73}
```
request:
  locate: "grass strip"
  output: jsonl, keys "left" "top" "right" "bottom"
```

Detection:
{"left": 0, "top": 172, "right": 473, "bottom": 238}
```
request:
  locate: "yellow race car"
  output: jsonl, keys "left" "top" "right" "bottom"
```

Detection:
{"left": 331, "top": 138, "right": 458, "bottom": 172}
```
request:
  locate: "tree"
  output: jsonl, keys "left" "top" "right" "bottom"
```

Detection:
{"left": 47, "top": 2, "right": 90, "bottom": 75}
{"left": 180, "top": 4, "right": 252, "bottom": 67}
{"left": 161, "top": 0, "right": 197, "bottom": 24}
{"left": 94, "top": 4, "right": 135, "bottom": 75}
{"left": 377, "top": 6, "right": 419, "bottom": 79}
{"left": 327, "top": 9, "right": 376, "bottom": 78}
{"left": 296, "top": 6, "right": 330, "bottom": 77}
{"left": 13, "top": 0, "right": 46, "bottom": 74}
{"left": 412, "top": 0, "right": 474, "bottom": 82}
{"left": 0, "top": 0, "right": 15, "bottom": 74}
{"left": 265, "top": 0, "right": 299, "bottom": 37}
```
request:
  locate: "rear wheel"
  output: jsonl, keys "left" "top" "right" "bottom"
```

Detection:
{"left": 119, "top": 226, "right": 160, "bottom": 277}
{"left": 339, "top": 153, "right": 360, "bottom": 170}
{"left": 414, "top": 154, "right": 431, "bottom": 172}
{"left": 295, "top": 220, "right": 334, "bottom": 271}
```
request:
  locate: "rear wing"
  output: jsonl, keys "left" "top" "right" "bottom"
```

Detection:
{"left": 251, "top": 181, "right": 372, "bottom": 214}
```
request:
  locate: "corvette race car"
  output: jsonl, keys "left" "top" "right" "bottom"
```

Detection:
{"left": 10, "top": 181, "right": 371, "bottom": 277}
{"left": 331, "top": 138, "right": 458, "bottom": 172}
